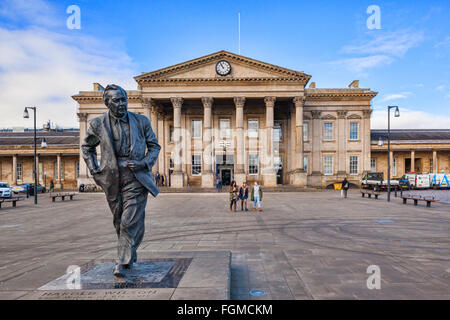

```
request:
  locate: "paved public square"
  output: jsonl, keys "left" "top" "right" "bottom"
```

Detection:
{"left": 0, "top": 190, "right": 449, "bottom": 300}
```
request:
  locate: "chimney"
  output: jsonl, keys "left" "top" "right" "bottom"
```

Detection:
{"left": 349, "top": 80, "right": 359, "bottom": 88}
{"left": 309, "top": 82, "right": 316, "bottom": 88}
{"left": 93, "top": 83, "right": 105, "bottom": 91}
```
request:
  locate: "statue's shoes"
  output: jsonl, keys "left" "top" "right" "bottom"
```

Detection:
{"left": 113, "top": 264, "right": 125, "bottom": 278}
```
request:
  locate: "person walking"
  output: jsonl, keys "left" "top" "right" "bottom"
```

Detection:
{"left": 239, "top": 182, "right": 249, "bottom": 211}
{"left": 161, "top": 174, "right": 165, "bottom": 187}
{"left": 341, "top": 178, "right": 350, "bottom": 199}
{"left": 251, "top": 181, "right": 263, "bottom": 212}
{"left": 216, "top": 177, "right": 223, "bottom": 192}
{"left": 155, "top": 171, "right": 161, "bottom": 187}
{"left": 49, "top": 180, "right": 54, "bottom": 192}
{"left": 229, "top": 180, "right": 238, "bottom": 212}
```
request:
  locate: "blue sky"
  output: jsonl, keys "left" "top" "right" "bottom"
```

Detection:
{"left": 0, "top": 0, "right": 449, "bottom": 128}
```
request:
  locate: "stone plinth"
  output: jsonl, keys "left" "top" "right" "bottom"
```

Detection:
{"left": 21, "top": 251, "right": 231, "bottom": 300}
{"left": 291, "top": 171, "right": 307, "bottom": 186}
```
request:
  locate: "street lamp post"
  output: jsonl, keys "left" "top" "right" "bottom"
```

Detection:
{"left": 23, "top": 107, "right": 38, "bottom": 205}
{"left": 387, "top": 106, "right": 400, "bottom": 202}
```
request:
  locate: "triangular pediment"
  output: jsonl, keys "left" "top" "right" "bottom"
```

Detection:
{"left": 134, "top": 51, "right": 311, "bottom": 84}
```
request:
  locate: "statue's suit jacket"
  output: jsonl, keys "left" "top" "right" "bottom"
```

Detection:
{"left": 81, "top": 111, "right": 161, "bottom": 202}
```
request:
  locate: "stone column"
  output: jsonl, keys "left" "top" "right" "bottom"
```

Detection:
{"left": 363, "top": 110, "right": 372, "bottom": 173}
{"left": 234, "top": 97, "right": 246, "bottom": 186}
{"left": 411, "top": 150, "right": 415, "bottom": 173}
{"left": 291, "top": 96, "right": 307, "bottom": 186}
{"left": 150, "top": 103, "right": 159, "bottom": 174}
{"left": 433, "top": 150, "right": 437, "bottom": 173}
{"left": 12, "top": 154, "right": 17, "bottom": 185}
{"left": 202, "top": 97, "right": 214, "bottom": 188}
{"left": 36, "top": 154, "right": 40, "bottom": 184}
{"left": 56, "top": 153, "right": 62, "bottom": 189}
{"left": 337, "top": 110, "right": 348, "bottom": 175}
{"left": 310, "top": 110, "right": 322, "bottom": 187}
{"left": 158, "top": 110, "right": 165, "bottom": 182}
{"left": 390, "top": 150, "right": 394, "bottom": 177}
{"left": 77, "top": 112, "right": 90, "bottom": 187}
{"left": 263, "top": 97, "right": 277, "bottom": 186}
{"left": 170, "top": 97, "right": 184, "bottom": 188}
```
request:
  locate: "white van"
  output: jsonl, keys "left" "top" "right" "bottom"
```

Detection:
{"left": 430, "top": 173, "right": 449, "bottom": 189}
{"left": 415, "top": 174, "right": 430, "bottom": 189}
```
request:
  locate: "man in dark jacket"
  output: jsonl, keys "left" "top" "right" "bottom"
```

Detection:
{"left": 341, "top": 178, "right": 350, "bottom": 199}
{"left": 82, "top": 84, "right": 160, "bottom": 277}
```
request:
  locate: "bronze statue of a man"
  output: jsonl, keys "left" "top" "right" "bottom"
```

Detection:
{"left": 82, "top": 84, "right": 160, "bottom": 277}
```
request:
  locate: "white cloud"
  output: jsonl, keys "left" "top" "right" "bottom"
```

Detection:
{"left": 0, "top": 1, "right": 137, "bottom": 128}
{"left": 379, "top": 92, "right": 412, "bottom": 102}
{"left": 436, "top": 85, "right": 446, "bottom": 91}
{"left": 0, "top": 0, "right": 59, "bottom": 27}
{"left": 332, "top": 29, "right": 424, "bottom": 73}
{"left": 435, "top": 36, "right": 450, "bottom": 48}
{"left": 330, "top": 55, "right": 394, "bottom": 73}
{"left": 371, "top": 108, "right": 450, "bottom": 129}
{"left": 341, "top": 30, "right": 424, "bottom": 58}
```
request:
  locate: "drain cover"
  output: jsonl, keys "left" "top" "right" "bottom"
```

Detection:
{"left": 375, "top": 219, "right": 394, "bottom": 223}
{"left": 249, "top": 290, "right": 266, "bottom": 296}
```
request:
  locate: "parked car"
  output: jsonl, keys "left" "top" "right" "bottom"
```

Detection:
{"left": 398, "top": 176, "right": 411, "bottom": 190}
{"left": 361, "top": 172, "right": 399, "bottom": 191}
{"left": 0, "top": 182, "right": 12, "bottom": 198}
{"left": 17, "top": 183, "right": 46, "bottom": 195}
{"left": 11, "top": 185, "right": 26, "bottom": 194}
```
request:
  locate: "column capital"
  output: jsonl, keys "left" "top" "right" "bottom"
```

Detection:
{"left": 363, "top": 109, "right": 373, "bottom": 119}
{"left": 170, "top": 97, "right": 184, "bottom": 108}
{"left": 142, "top": 97, "right": 155, "bottom": 108}
{"left": 311, "top": 110, "right": 321, "bottom": 119}
{"left": 293, "top": 96, "right": 305, "bottom": 106}
{"left": 77, "top": 112, "right": 88, "bottom": 122}
{"left": 233, "top": 96, "right": 246, "bottom": 108}
{"left": 337, "top": 110, "right": 348, "bottom": 119}
{"left": 201, "top": 97, "right": 214, "bottom": 108}
{"left": 264, "top": 96, "right": 276, "bottom": 107}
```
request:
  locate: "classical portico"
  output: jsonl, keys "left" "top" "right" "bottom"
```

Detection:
{"left": 73, "top": 51, "right": 377, "bottom": 188}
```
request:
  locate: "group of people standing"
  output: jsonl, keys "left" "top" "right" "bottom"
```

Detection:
{"left": 229, "top": 181, "right": 263, "bottom": 212}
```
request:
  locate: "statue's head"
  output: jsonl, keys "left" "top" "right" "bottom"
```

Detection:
{"left": 103, "top": 84, "right": 128, "bottom": 118}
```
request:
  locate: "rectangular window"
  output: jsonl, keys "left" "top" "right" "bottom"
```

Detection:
{"left": 76, "top": 162, "right": 80, "bottom": 178}
{"left": 304, "top": 156, "right": 308, "bottom": 173}
{"left": 191, "top": 155, "right": 202, "bottom": 176}
{"left": 350, "top": 122, "right": 359, "bottom": 140}
{"left": 191, "top": 119, "right": 202, "bottom": 139}
{"left": 54, "top": 162, "right": 57, "bottom": 180}
{"left": 220, "top": 119, "right": 231, "bottom": 139}
{"left": 169, "top": 158, "right": 174, "bottom": 170}
{"left": 17, "top": 163, "right": 22, "bottom": 180}
{"left": 393, "top": 158, "right": 397, "bottom": 176}
{"left": 350, "top": 156, "right": 358, "bottom": 175}
{"left": 248, "top": 154, "right": 259, "bottom": 175}
{"left": 248, "top": 119, "right": 258, "bottom": 138}
{"left": 61, "top": 161, "right": 64, "bottom": 181}
{"left": 370, "top": 158, "right": 376, "bottom": 172}
{"left": 429, "top": 158, "right": 433, "bottom": 173}
{"left": 324, "top": 122, "right": 333, "bottom": 140}
{"left": 274, "top": 123, "right": 282, "bottom": 142}
{"left": 324, "top": 156, "right": 333, "bottom": 175}
{"left": 303, "top": 122, "right": 308, "bottom": 141}
{"left": 169, "top": 125, "right": 174, "bottom": 142}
